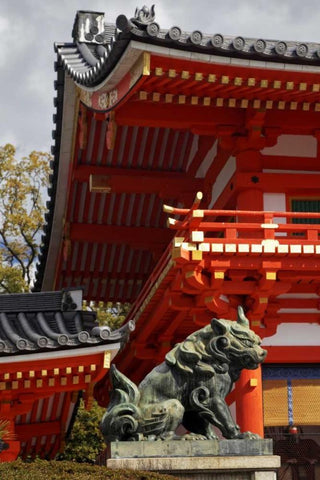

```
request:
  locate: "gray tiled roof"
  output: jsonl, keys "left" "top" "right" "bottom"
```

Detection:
{"left": 0, "top": 289, "right": 133, "bottom": 356}
{"left": 0, "top": 289, "right": 81, "bottom": 312}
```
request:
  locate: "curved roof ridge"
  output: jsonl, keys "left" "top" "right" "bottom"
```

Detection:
{"left": 54, "top": 6, "right": 320, "bottom": 89}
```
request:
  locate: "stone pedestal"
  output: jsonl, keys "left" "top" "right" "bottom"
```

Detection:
{"left": 105, "top": 440, "right": 280, "bottom": 480}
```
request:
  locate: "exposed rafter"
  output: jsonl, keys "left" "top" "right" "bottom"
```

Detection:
{"left": 69, "top": 224, "right": 173, "bottom": 249}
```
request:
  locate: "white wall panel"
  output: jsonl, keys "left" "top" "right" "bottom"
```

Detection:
{"left": 208, "top": 156, "right": 236, "bottom": 208}
{"left": 262, "top": 323, "right": 320, "bottom": 346}
{"left": 195, "top": 140, "right": 217, "bottom": 178}
{"left": 261, "top": 134, "right": 317, "bottom": 157}
{"left": 263, "top": 192, "right": 286, "bottom": 236}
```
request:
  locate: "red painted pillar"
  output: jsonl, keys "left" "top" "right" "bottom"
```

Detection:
{"left": 235, "top": 365, "right": 264, "bottom": 437}
{"left": 237, "top": 188, "right": 263, "bottom": 211}
{"left": 236, "top": 188, "right": 264, "bottom": 239}
{"left": 234, "top": 155, "right": 265, "bottom": 437}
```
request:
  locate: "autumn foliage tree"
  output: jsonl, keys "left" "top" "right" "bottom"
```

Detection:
{"left": 84, "top": 301, "right": 130, "bottom": 329}
{"left": 0, "top": 144, "right": 51, "bottom": 293}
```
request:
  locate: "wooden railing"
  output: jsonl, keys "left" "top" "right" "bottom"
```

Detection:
{"left": 165, "top": 202, "right": 320, "bottom": 244}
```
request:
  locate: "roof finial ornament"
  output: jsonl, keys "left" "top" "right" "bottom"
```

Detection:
{"left": 131, "top": 5, "right": 156, "bottom": 27}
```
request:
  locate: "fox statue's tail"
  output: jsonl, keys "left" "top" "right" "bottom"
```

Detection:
{"left": 100, "top": 365, "right": 141, "bottom": 442}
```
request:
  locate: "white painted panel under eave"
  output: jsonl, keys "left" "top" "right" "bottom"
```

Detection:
{"left": 261, "top": 134, "right": 317, "bottom": 157}
{"left": 263, "top": 193, "right": 287, "bottom": 236}
{"left": 195, "top": 140, "right": 218, "bottom": 178}
{"left": 208, "top": 156, "right": 236, "bottom": 208}
{"left": 186, "top": 134, "right": 199, "bottom": 171}
{"left": 262, "top": 323, "right": 320, "bottom": 346}
{"left": 263, "top": 193, "right": 286, "bottom": 212}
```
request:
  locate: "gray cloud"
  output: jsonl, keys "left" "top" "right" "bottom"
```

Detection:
{"left": 1, "top": 0, "right": 320, "bottom": 155}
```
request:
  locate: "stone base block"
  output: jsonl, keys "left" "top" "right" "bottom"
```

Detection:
{"left": 105, "top": 440, "right": 280, "bottom": 480}
{"left": 107, "top": 439, "right": 273, "bottom": 458}
{"left": 107, "top": 455, "right": 280, "bottom": 479}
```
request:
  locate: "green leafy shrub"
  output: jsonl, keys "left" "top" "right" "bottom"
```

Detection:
{"left": 58, "top": 399, "right": 105, "bottom": 463}
{"left": 0, "top": 459, "right": 178, "bottom": 480}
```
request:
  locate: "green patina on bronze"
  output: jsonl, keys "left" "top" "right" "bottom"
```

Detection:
{"left": 101, "top": 307, "right": 266, "bottom": 442}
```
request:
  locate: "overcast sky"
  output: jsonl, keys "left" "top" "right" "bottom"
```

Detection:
{"left": 1, "top": 0, "right": 320, "bottom": 157}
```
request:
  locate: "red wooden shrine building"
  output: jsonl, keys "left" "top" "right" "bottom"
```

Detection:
{"left": 2, "top": 4, "right": 320, "bottom": 469}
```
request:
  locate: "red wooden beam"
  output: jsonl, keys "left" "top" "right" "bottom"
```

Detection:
{"left": 274, "top": 298, "right": 320, "bottom": 309}
{"left": 183, "top": 256, "right": 320, "bottom": 272}
{"left": 262, "top": 154, "right": 320, "bottom": 172}
{"left": 266, "top": 109, "right": 320, "bottom": 132}
{"left": 267, "top": 313, "right": 320, "bottom": 323}
{"left": 16, "top": 421, "right": 60, "bottom": 442}
{"left": 116, "top": 99, "right": 320, "bottom": 133}
{"left": 264, "top": 346, "right": 320, "bottom": 363}
{"left": 115, "top": 102, "right": 244, "bottom": 129}
{"left": 236, "top": 171, "right": 320, "bottom": 192}
{"left": 166, "top": 206, "right": 320, "bottom": 219}
{"left": 73, "top": 165, "right": 204, "bottom": 196}
{"left": 70, "top": 223, "right": 173, "bottom": 248}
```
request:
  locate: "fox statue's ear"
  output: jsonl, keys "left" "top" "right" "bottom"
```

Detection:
{"left": 211, "top": 318, "right": 228, "bottom": 336}
{"left": 237, "top": 306, "right": 249, "bottom": 327}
